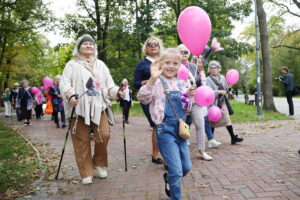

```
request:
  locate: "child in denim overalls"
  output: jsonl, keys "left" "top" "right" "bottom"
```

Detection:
{"left": 138, "top": 48, "right": 195, "bottom": 199}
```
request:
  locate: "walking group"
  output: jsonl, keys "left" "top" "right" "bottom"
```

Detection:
{"left": 58, "top": 34, "right": 242, "bottom": 200}
{"left": 2, "top": 34, "right": 298, "bottom": 200}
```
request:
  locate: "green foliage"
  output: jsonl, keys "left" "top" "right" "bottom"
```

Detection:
{"left": 0, "top": 0, "right": 53, "bottom": 91}
{"left": 0, "top": 122, "right": 39, "bottom": 195}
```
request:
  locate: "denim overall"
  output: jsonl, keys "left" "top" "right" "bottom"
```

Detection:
{"left": 156, "top": 78, "right": 192, "bottom": 200}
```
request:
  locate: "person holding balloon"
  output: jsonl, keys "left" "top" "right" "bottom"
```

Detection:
{"left": 177, "top": 44, "right": 213, "bottom": 161}
{"left": 206, "top": 61, "right": 243, "bottom": 145}
{"left": 137, "top": 48, "right": 194, "bottom": 200}
{"left": 49, "top": 75, "right": 66, "bottom": 128}
{"left": 31, "top": 87, "right": 44, "bottom": 119}
{"left": 17, "top": 79, "right": 34, "bottom": 125}
{"left": 194, "top": 56, "right": 222, "bottom": 149}
{"left": 134, "top": 35, "right": 164, "bottom": 165}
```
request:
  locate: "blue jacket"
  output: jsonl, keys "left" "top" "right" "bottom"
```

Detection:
{"left": 134, "top": 58, "right": 152, "bottom": 89}
{"left": 280, "top": 73, "right": 294, "bottom": 92}
{"left": 17, "top": 87, "right": 34, "bottom": 106}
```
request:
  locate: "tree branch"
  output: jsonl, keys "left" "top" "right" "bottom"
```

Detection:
{"left": 272, "top": 45, "right": 300, "bottom": 50}
{"left": 269, "top": 0, "right": 300, "bottom": 17}
{"left": 81, "top": 1, "right": 97, "bottom": 24}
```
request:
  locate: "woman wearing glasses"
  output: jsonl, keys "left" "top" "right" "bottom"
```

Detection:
{"left": 134, "top": 36, "right": 164, "bottom": 165}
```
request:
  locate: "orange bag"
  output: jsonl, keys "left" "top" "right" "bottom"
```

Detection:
{"left": 44, "top": 100, "right": 53, "bottom": 114}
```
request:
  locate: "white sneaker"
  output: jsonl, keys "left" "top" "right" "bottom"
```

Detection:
{"left": 187, "top": 140, "right": 190, "bottom": 146}
{"left": 94, "top": 166, "right": 108, "bottom": 178}
{"left": 82, "top": 176, "right": 93, "bottom": 184}
{"left": 208, "top": 139, "right": 222, "bottom": 149}
{"left": 199, "top": 152, "right": 213, "bottom": 161}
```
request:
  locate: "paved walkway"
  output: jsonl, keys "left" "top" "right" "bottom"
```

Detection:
{"left": 1, "top": 112, "right": 300, "bottom": 200}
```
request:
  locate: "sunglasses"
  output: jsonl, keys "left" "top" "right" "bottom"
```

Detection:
{"left": 147, "top": 42, "right": 159, "bottom": 47}
{"left": 180, "top": 50, "right": 189, "bottom": 55}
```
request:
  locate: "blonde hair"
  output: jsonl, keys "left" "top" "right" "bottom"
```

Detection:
{"left": 122, "top": 78, "right": 128, "bottom": 85}
{"left": 142, "top": 36, "right": 164, "bottom": 56}
{"left": 160, "top": 48, "right": 182, "bottom": 63}
{"left": 5, "top": 88, "right": 10, "bottom": 93}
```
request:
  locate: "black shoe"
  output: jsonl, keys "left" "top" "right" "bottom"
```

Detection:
{"left": 62, "top": 124, "right": 66, "bottom": 128}
{"left": 56, "top": 123, "right": 60, "bottom": 128}
{"left": 231, "top": 135, "right": 243, "bottom": 145}
{"left": 152, "top": 157, "right": 163, "bottom": 164}
{"left": 163, "top": 173, "right": 170, "bottom": 197}
{"left": 298, "top": 149, "right": 300, "bottom": 155}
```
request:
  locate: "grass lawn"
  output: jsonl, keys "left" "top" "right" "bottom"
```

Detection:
{"left": 0, "top": 121, "right": 40, "bottom": 199}
{"left": 112, "top": 100, "right": 290, "bottom": 123}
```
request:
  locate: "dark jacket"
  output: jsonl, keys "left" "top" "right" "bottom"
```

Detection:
{"left": 134, "top": 58, "right": 152, "bottom": 89}
{"left": 17, "top": 87, "right": 34, "bottom": 106}
{"left": 48, "top": 84, "right": 64, "bottom": 112}
{"left": 280, "top": 73, "right": 294, "bottom": 93}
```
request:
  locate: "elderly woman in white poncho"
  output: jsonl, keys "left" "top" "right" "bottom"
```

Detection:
{"left": 206, "top": 61, "right": 243, "bottom": 145}
{"left": 60, "top": 34, "right": 122, "bottom": 184}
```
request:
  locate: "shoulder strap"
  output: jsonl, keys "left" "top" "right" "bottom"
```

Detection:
{"left": 209, "top": 75, "right": 220, "bottom": 86}
{"left": 159, "top": 77, "right": 180, "bottom": 120}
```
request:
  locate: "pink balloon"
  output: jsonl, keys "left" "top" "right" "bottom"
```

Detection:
{"left": 208, "top": 106, "right": 222, "bottom": 122}
{"left": 40, "top": 86, "right": 48, "bottom": 91}
{"left": 43, "top": 77, "right": 53, "bottom": 87}
{"left": 177, "top": 64, "right": 189, "bottom": 82}
{"left": 226, "top": 69, "right": 239, "bottom": 85}
{"left": 194, "top": 86, "right": 215, "bottom": 106}
{"left": 177, "top": 6, "right": 212, "bottom": 56}
{"left": 31, "top": 87, "right": 39, "bottom": 95}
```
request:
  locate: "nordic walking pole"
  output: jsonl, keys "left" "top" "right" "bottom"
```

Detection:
{"left": 55, "top": 94, "right": 78, "bottom": 180}
{"left": 122, "top": 101, "right": 128, "bottom": 171}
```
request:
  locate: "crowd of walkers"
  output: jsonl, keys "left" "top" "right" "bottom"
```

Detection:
{"left": 9, "top": 34, "right": 297, "bottom": 200}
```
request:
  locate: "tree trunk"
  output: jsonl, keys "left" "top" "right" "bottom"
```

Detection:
{"left": 256, "top": 0, "right": 277, "bottom": 111}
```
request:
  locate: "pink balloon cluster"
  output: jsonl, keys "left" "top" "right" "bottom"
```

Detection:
{"left": 226, "top": 69, "right": 239, "bottom": 85}
{"left": 208, "top": 106, "right": 222, "bottom": 122}
{"left": 41, "top": 77, "right": 54, "bottom": 90}
{"left": 177, "top": 6, "right": 211, "bottom": 56}
{"left": 194, "top": 86, "right": 215, "bottom": 106}
{"left": 177, "top": 64, "right": 189, "bottom": 82}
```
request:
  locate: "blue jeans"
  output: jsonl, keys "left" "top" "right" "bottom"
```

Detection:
{"left": 156, "top": 120, "right": 192, "bottom": 200}
{"left": 204, "top": 116, "right": 214, "bottom": 141}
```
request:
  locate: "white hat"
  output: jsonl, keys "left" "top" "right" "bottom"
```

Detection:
{"left": 14, "top": 82, "right": 19, "bottom": 86}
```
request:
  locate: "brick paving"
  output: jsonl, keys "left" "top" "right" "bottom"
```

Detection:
{"left": 2, "top": 113, "right": 300, "bottom": 200}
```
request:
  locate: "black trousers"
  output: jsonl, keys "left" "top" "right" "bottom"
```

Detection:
{"left": 285, "top": 91, "right": 294, "bottom": 115}
{"left": 34, "top": 104, "right": 43, "bottom": 118}
{"left": 53, "top": 109, "right": 65, "bottom": 124}
{"left": 122, "top": 100, "right": 131, "bottom": 121}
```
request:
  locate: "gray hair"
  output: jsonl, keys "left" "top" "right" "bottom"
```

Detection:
{"left": 208, "top": 60, "right": 221, "bottom": 73}
{"left": 21, "top": 79, "right": 29, "bottom": 85}
{"left": 55, "top": 75, "right": 62, "bottom": 80}
{"left": 142, "top": 36, "right": 164, "bottom": 56}
{"left": 176, "top": 44, "right": 190, "bottom": 54}
{"left": 72, "top": 34, "right": 98, "bottom": 57}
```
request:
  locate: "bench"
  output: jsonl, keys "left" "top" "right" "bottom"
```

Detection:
{"left": 248, "top": 100, "right": 255, "bottom": 105}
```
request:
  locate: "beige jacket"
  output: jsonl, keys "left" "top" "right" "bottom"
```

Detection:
{"left": 60, "top": 58, "right": 119, "bottom": 126}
